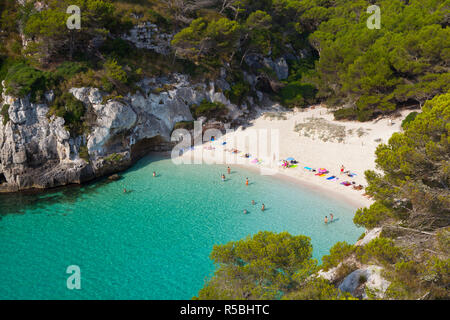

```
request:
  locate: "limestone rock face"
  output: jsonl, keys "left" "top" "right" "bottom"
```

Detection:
{"left": 244, "top": 54, "right": 290, "bottom": 80}
{"left": 0, "top": 72, "right": 252, "bottom": 192}
{"left": 356, "top": 228, "right": 383, "bottom": 246}
{"left": 122, "top": 22, "right": 173, "bottom": 55}
{"left": 0, "top": 91, "right": 91, "bottom": 192}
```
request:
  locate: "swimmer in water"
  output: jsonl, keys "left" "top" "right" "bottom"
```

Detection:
{"left": 227, "top": 167, "right": 231, "bottom": 174}
{"left": 330, "top": 213, "right": 334, "bottom": 222}
{"left": 325, "top": 216, "right": 328, "bottom": 224}
{"left": 222, "top": 174, "right": 226, "bottom": 181}
{"left": 153, "top": 171, "right": 156, "bottom": 177}
{"left": 261, "top": 204, "right": 265, "bottom": 211}
{"left": 123, "top": 188, "right": 127, "bottom": 193}
{"left": 244, "top": 209, "right": 248, "bottom": 214}
{"left": 246, "top": 178, "right": 249, "bottom": 186}
{"left": 252, "top": 200, "right": 255, "bottom": 205}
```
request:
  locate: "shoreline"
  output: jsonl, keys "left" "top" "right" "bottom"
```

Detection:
{"left": 179, "top": 152, "right": 372, "bottom": 210}
{"left": 178, "top": 106, "right": 414, "bottom": 210}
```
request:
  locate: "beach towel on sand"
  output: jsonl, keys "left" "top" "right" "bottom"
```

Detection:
{"left": 304, "top": 167, "right": 312, "bottom": 171}
{"left": 326, "top": 176, "right": 336, "bottom": 180}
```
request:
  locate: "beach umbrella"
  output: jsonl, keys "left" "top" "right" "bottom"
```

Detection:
{"left": 286, "top": 157, "right": 295, "bottom": 161}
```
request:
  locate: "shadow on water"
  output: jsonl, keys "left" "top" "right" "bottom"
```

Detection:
{"left": 0, "top": 154, "right": 163, "bottom": 219}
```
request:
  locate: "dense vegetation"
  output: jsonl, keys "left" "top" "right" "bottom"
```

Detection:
{"left": 1, "top": 0, "right": 448, "bottom": 120}
{"left": 195, "top": 231, "right": 354, "bottom": 300}
{"left": 197, "top": 93, "right": 449, "bottom": 300}
{"left": 354, "top": 93, "right": 450, "bottom": 231}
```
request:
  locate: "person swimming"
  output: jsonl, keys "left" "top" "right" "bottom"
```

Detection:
{"left": 244, "top": 209, "right": 248, "bottom": 214}
{"left": 330, "top": 213, "right": 334, "bottom": 222}
{"left": 227, "top": 167, "right": 231, "bottom": 174}
{"left": 261, "top": 204, "right": 265, "bottom": 212}
{"left": 325, "top": 216, "right": 328, "bottom": 224}
{"left": 252, "top": 200, "right": 255, "bottom": 205}
{"left": 222, "top": 174, "right": 226, "bottom": 181}
{"left": 246, "top": 178, "right": 249, "bottom": 186}
{"left": 153, "top": 171, "right": 156, "bottom": 177}
{"left": 123, "top": 188, "right": 127, "bottom": 193}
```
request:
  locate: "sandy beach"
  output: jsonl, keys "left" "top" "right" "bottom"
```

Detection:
{"left": 178, "top": 105, "right": 416, "bottom": 209}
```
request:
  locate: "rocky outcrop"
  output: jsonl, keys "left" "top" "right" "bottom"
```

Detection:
{"left": 356, "top": 228, "right": 383, "bottom": 246}
{"left": 0, "top": 88, "right": 92, "bottom": 192}
{"left": 122, "top": 22, "right": 173, "bottom": 55}
{"left": 338, "top": 265, "right": 391, "bottom": 299}
{"left": 244, "top": 54, "right": 290, "bottom": 81}
{"left": 0, "top": 73, "right": 248, "bottom": 192}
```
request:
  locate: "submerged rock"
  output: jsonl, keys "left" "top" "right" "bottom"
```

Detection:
{"left": 108, "top": 174, "right": 121, "bottom": 181}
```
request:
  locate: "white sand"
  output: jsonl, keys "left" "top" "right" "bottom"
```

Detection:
{"left": 178, "top": 105, "right": 415, "bottom": 209}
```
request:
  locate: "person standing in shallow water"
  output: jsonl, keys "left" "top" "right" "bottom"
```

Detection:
{"left": 330, "top": 213, "right": 334, "bottom": 222}
{"left": 227, "top": 167, "right": 231, "bottom": 175}
{"left": 261, "top": 204, "right": 265, "bottom": 212}
{"left": 153, "top": 172, "right": 156, "bottom": 177}
{"left": 246, "top": 178, "right": 249, "bottom": 186}
{"left": 222, "top": 174, "right": 226, "bottom": 181}
{"left": 324, "top": 216, "right": 328, "bottom": 224}
{"left": 252, "top": 200, "right": 255, "bottom": 205}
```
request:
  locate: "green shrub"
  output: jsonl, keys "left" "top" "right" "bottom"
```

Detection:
{"left": 401, "top": 112, "right": 419, "bottom": 129}
{"left": 100, "top": 38, "right": 133, "bottom": 60}
{"left": 357, "top": 238, "right": 401, "bottom": 266}
{"left": 51, "top": 61, "right": 88, "bottom": 83}
{"left": 104, "top": 153, "right": 124, "bottom": 163}
{"left": 190, "top": 100, "right": 228, "bottom": 121}
{"left": 48, "top": 92, "right": 86, "bottom": 136}
{"left": 284, "top": 277, "right": 354, "bottom": 300}
{"left": 225, "top": 81, "right": 251, "bottom": 105}
{"left": 279, "top": 82, "right": 316, "bottom": 108}
{"left": 334, "top": 106, "right": 374, "bottom": 122}
{"left": 334, "top": 107, "right": 357, "bottom": 120}
{"left": 104, "top": 58, "right": 128, "bottom": 83}
{"left": 1, "top": 104, "right": 10, "bottom": 125}
{"left": 321, "top": 242, "right": 354, "bottom": 271}
{"left": 78, "top": 145, "right": 90, "bottom": 163}
{"left": 4, "top": 63, "right": 46, "bottom": 100}
{"left": 353, "top": 202, "right": 393, "bottom": 229}
{"left": 173, "top": 121, "right": 194, "bottom": 131}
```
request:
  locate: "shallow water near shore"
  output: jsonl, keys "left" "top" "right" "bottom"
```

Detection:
{"left": 0, "top": 154, "right": 363, "bottom": 299}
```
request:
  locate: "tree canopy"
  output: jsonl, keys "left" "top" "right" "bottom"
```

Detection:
{"left": 355, "top": 93, "right": 450, "bottom": 231}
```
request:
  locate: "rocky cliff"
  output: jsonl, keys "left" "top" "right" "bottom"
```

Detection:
{"left": 0, "top": 73, "right": 249, "bottom": 193}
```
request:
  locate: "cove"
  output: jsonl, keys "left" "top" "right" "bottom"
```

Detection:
{"left": 0, "top": 154, "right": 363, "bottom": 299}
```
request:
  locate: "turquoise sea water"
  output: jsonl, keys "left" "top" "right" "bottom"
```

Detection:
{"left": 0, "top": 155, "right": 363, "bottom": 300}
